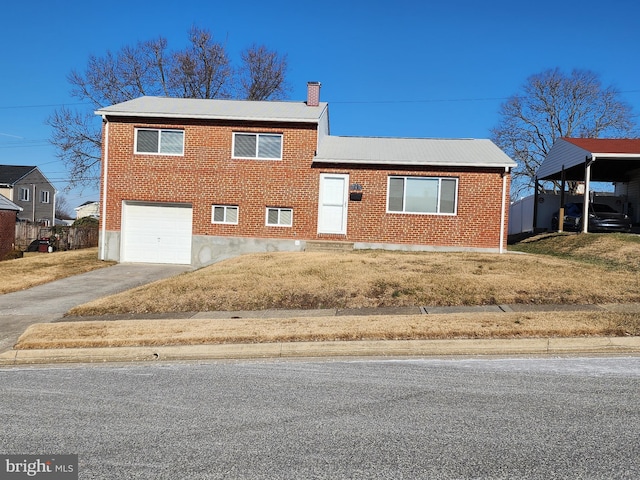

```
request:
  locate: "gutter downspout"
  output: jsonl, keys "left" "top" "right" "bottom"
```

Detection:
{"left": 582, "top": 155, "right": 594, "bottom": 234}
{"left": 32, "top": 184, "right": 36, "bottom": 222}
{"left": 499, "top": 167, "right": 508, "bottom": 253}
{"left": 100, "top": 116, "right": 109, "bottom": 260}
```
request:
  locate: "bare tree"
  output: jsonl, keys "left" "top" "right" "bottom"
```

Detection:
{"left": 48, "top": 27, "right": 289, "bottom": 188}
{"left": 238, "top": 44, "right": 289, "bottom": 100}
{"left": 491, "top": 68, "right": 636, "bottom": 196}
{"left": 170, "top": 27, "right": 232, "bottom": 99}
{"left": 55, "top": 195, "right": 73, "bottom": 220}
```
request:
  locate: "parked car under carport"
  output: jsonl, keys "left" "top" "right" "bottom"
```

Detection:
{"left": 551, "top": 202, "right": 632, "bottom": 233}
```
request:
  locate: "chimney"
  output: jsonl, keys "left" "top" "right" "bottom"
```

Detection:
{"left": 307, "top": 81, "right": 321, "bottom": 107}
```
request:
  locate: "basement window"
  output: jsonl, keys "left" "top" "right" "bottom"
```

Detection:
{"left": 233, "top": 133, "right": 282, "bottom": 160}
{"left": 135, "top": 128, "right": 184, "bottom": 155}
{"left": 266, "top": 207, "right": 293, "bottom": 227}
{"left": 387, "top": 176, "right": 458, "bottom": 215}
{"left": 212, "top": 205, "right": 239, "bottom": 225}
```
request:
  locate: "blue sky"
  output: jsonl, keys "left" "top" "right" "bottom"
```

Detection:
{"left": 1, "top": 0, "right": 639, "bottom": 213}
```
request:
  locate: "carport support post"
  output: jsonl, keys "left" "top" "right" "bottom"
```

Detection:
{"left": 533, "top": 177, "right": 539, "bottom": 230}
{"left": 582, "top": 156, "right": 593, "bottom": 233}
{"left": 558, "top": 166, "right": 566, "bottom": 232}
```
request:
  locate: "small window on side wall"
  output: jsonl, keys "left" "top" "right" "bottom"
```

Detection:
{"left": 41, "top": 191, "right": 50, "bottom": 204}
{"left": 212, "top": 205, "right": 239, "bottom": 225}
{"left": 135, "top": 128, "right": 184, "bottom": 155}
{"left": 266, "top": 207, "right": 293, "bottom": 227}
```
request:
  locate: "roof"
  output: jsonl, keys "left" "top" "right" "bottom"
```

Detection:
{"left": 0, "top": 194, "right": 22, "bottom": 211}
{"left": 314, "top": 137, "right": 516, "bottom": 168}
{"left": 562, "top": 138, "right": 640, "bottom": 155}
{"left": 537, "top": 138, "right": 640, "bottom": 181}
{"left": 0, "top": 165, "right": 37, "bottom": 186}
{"left": 95, "top": 96, "right": 329, "bottom": 124}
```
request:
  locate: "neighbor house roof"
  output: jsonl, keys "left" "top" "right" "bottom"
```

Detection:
{"left": 314, "top": 137, "right": 516, "bottom": 168}
{"left": 561, "top": 137, "right": 640, "bottom": 155}
{"left": 0, "top": 194, "right": 22, "bottom": 211}
{"left": 0, "top": 165, "right": 37, "bottom": 186}
{"left": 95, "top": 96, "right": 329, "bottom": 124}
{"left": 537, "top": 138, "right": 640, "bottom": 181}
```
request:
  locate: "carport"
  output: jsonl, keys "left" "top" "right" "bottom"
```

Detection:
{"left": 535, "top": 138, "right": 640, "bottom": 232}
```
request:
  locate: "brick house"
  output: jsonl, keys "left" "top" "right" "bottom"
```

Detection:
{"left": 95, "top": 82, "right": 516, "bottom": 266}
{"left": 0, "top": 165, "right": 57, "bottom": 225}
{"left": 0, "top": 194, "right": 22, "bottom": 258}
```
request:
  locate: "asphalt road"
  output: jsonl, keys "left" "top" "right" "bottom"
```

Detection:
{"left": 1, "top": 356, "right": 639, "bottom": 479}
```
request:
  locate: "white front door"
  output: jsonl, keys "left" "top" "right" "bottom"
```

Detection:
{"left": 318, "top": 173, "right": 348, "bottom": 234}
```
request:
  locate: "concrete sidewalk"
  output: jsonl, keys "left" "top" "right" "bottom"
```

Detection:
{"left": 1, "top": 302, "right": 640, "bottom": 365}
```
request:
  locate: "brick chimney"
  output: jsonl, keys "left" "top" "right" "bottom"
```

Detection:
{"left": 307, "top": 81, "right": 321, "bottom": 107}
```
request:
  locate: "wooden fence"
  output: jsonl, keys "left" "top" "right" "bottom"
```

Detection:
{"left": 15, "top": 223, "right": 99, "bottom": 251}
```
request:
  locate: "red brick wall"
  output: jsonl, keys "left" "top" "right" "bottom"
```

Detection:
{"left": 0, "top": 210, "right": 17, "bottom": 258}
{"left": 101, "top": 117, "right": 510, "bottom": 250}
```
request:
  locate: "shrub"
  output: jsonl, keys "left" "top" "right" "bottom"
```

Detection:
{"left": 2, "top": 249, "right": 24, "bottom": 261}
{"left": 73, "top": 216, "right": 99, "bottom": 227}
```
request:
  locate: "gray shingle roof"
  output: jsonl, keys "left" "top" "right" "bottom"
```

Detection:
{"left": 95, "top": 96, "right": 328, "bottom": 123}
{"left": 0, "top": 165, "right": 37, "bottom": 185}
{"left": 314, "top": 136, "right": 516, "bottom": 168}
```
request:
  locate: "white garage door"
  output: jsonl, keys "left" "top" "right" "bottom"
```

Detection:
{"left": 121, "top": 202, "right": 193, "bottom": 264}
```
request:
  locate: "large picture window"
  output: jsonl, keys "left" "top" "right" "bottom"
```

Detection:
{"left": 135, "top": 128, "right": 184, "bottom": 155}
{"left": 233, "top": 133, "right": 282, "bottom": 160}
{"left": 387, "top": 176, "right": 457, "bottom": 215}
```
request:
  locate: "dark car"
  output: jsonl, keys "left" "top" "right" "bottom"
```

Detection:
{"left": 551, "top": 202, "right": 632, "bottom": 233}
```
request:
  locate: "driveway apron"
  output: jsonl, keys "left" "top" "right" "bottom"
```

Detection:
{"left": 0, "top": 263, "right": 192, "bottom": 353}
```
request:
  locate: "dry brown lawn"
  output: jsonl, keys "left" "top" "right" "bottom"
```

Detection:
{"left": 68, "top": 235, "right": 640, "bottom": 316}
{"left": 8, "top": 234, "right": 640, "bottom": 350}
{"left": 0, "top": 248, "right": 113, "bottom": 294}
{"left": 15, "top": 311, "right": 640, "bottom": 350}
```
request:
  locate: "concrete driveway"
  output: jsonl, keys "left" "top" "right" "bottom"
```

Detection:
{"left": 0, "top": 263, "right": 192, "bottom": 353}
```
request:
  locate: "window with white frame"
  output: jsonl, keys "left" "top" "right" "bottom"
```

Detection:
{"left": 41, "top": 190, "right": 50, "bottom": 204}
{"left": 233, "top": 133, "right": 282, "bottom": 160}
{"left": 212, "top": 205, "right": 239, "bottom": 224}
{"left": 387, "top": 176, "right": 458, "bottom": 215}
{"left": 266, "top": 207, "right": 293, "bottom": 227}
{"left": 135, "top": 128, "right": 184, "bottom": 155}
{"left": 19, "top": 187, "right": 30, "bottom": 202}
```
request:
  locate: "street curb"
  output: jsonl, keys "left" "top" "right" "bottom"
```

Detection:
{"left": 1, "top": 336, "right": 639, "bottom": 366}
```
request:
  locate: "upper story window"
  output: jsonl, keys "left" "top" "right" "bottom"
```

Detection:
{"left": 135, "top": 128, "right": 184, "bottom": 155}
{"left": 41, "top": 190, "right": 50, "bottom": 204}
{"left": 387, "top": 176, "right": 458, "bottom": 215}
{"left": 233, "top": 133, "right": 282, "bottom": 160}
{"left": 19, "top": 187, "right": 30, "bottom": 202}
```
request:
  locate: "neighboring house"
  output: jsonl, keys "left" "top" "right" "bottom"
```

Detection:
{"left": 535, "top": 138, "right": 640, "bottom": 232}
{"left": 0, "top": 194, "right": 22, "bottom": 258}
{"left": 75, "top": 201, "right": 100, "bottom": 219}
{"left": 0, "top": 165, "right": 56, "bottom": 225}
{"left": 95, "top": 82, "right": 516, "bottom": 266}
